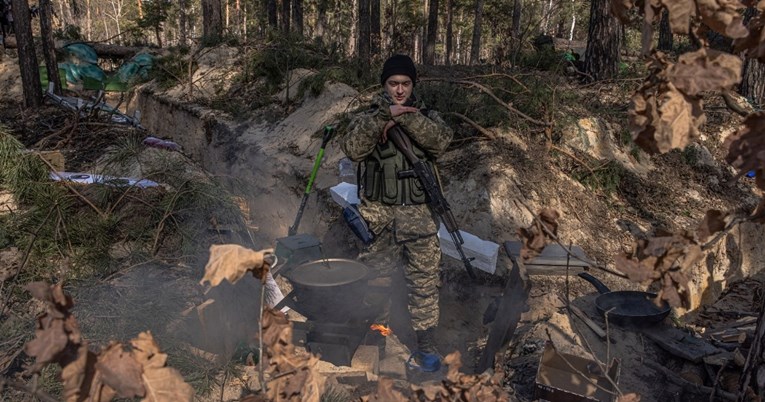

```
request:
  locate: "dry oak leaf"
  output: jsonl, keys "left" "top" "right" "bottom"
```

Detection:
{"left": 96, "top": 342, "right": 145, "bottom": 398}
{"left": 696, "top": 209, "right": 728, "bottom": 242}
{"left": 518, "top": 208, "right": 560, "bottom": 261}
{"left": 62, "top": 343, "right": 117, "bottom": 402}
{"left": 662, "top": 0, "right": 697, "bottom": 34}
{"left": 733, "top": 10, "right": 765, "bottom": 60}
{"left": 631, "top": 82, "right": 705, "bottom": 154}
{"left": 25, "top": 315, "right": 69, "bottom": 371}
{"left": 667, "top": 49, "right": 742, "bottom": 96}
{"left": 618, "top": 393, "right": 642, "bottom": 402}
{"left": 724, "top": 111, "right": 765, "bottom": 183}
{"left": 130, "top": 332, "right": 193, "bottom": 402}
{"left": 201, "top": 244, "right": 274, "bottom": 286}
{"left": 615, "top": 254, "right": 661, "bottom": 283}
{"left": 697, "top": 0, "right": 749, "bottom": 39}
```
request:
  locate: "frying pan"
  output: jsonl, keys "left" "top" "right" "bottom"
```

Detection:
{"left": 578, "top": 272, "right": 670, "bottom": 326}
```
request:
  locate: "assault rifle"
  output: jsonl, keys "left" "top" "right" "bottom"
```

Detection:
{"left": 388, "top": 125, "right": 477, "bottom": 279}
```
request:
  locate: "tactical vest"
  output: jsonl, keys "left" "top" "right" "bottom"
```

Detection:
{"left": 361, "top": 140, "right": 434, "bottom": 205}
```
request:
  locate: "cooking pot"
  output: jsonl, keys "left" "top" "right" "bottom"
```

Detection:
{"left": 283, "top": 258, "right": 373, "bottom": 322}
{"left": 578, "top": 272, "right": 670, "bottom": 326}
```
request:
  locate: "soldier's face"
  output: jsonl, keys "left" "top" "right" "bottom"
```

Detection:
{"left": 384, "top": 75, "right": 413, "bottom": 105}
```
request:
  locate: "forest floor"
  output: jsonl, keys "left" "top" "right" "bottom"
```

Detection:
{"left": 0, "top": 44, "right": 764, "bottom": 401}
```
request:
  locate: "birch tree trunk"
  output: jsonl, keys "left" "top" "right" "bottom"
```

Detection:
{"left": 11, "top": 0, "right": 41, "bottom": 108}
{"left": 86, "top": 0, "right": 92, "bottom": 40}
{"left": 469, "top": 0, "right": 484, "bottom": 65}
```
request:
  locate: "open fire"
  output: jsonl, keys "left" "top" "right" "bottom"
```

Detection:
{"left": 370, "top": 324, "right": 392, "bottom": 337}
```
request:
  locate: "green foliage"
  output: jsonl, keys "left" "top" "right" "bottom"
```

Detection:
{"left": 573, "top": 160, "right": 627, "bottom": 195}
{"left": 153, "top": 49, "right": 195, "bottom": 90}
{"left": 244, "top": 33, "right": 350, "bottom": 92}
{"left": 0, "top": 126, "right": 247, "bottom": 282}
{"left": 518, "top": 47, "right": 567, "bottom": 73}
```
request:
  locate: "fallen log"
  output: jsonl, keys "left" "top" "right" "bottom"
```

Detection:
{"left": 645, "top": 360, "right": 737, "bottom": 401}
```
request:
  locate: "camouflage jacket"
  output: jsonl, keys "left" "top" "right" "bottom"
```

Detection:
{"left": 341, "top": 92, "right": 453, "bottom": 241}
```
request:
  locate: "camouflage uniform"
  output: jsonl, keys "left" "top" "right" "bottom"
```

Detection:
{"left": 341, "top": 92, "right": 453, "bottom": 331}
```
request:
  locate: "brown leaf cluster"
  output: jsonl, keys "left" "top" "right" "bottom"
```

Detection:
{"left": 629, "top": 52, "right": 706, "bottom": 153}
{"left": 610, "top": 0, "right": 748, "bottom": 38}
{"left": 200, "top": 244, "right": 274, "bottom": 285}
{"left": 615, "top": 232, "right": 700, "bottom": 307}
{"left": 23, "top": 282, "right": 193, "bottom": 402}
{"left": 517, "top": 208, "right": 560, "bottom": 261}
{"left": 260, "top": 308, "right": 325, "bottom": 402}
{"left": 362, "top": 352, "right": 516, "bottom": 402}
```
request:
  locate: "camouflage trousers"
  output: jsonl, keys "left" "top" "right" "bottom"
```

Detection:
{"left": 358, "top": 201, "right": 441, "bottom": 332}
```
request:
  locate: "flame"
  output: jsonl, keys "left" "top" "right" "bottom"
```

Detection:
{"left": 370, "top": 324, "right": 392, "bottom": 337}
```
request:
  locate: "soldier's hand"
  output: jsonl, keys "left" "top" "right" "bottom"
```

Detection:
{"left": 381, "top": 120, "right": 396, "bottom": 143}
{"left": 389, "top": 105, "right": 418, "bottom": 117}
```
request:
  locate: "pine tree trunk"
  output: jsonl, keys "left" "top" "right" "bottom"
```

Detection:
{"left": 349, "top": 0, "right": 357, "bottom": 56}
{"left": 740, "top": 8, "right": 765, "bottom": 118}
{"left": 202, "top": 0, "right": 223, "bottom": 43}
{"left": 584, "top": 0, "right": 620, "bottom": 81}
{"left": 281, "top": 0, "right": 289, "bottom": 34}
{"left": 315, "top": 0, "right": 327, "bottom": 42}
{"left": 179, "top": 0, "right": 188, "bottom": 45}
{"left": 291, "top": 0, "right": 302, "bottom": 36}
{"left": 445, "top": 0, "right": 453, "bottom": 65}
{"left": 39, "top": 0, "right": 61, "bottom": 94}
{"left": 658, "top": 9, "right": 673, "bottom": 52}
{"left": 11, "top": 0, "right": 41, "bottom": 108}
{"left": 358, "top": 0, "right": 370, "bottom": 64}
{"left": 511, "top": 0, "right": 521, "bottom": 38}
{"left": 424, "top": 0, "right": 438, "bottom": 65}
{"left": 267, "top": 0, "right": 277, "bottom": 29}
{"left": 370, "top": 0, "right": 380, "bottom": 55}
{"left": 469, "top": 0, "right": 483, "bottom": 65}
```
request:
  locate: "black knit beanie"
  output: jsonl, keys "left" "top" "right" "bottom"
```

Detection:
{"left": 380, "top": 54, "right": 417, "bottom": 86}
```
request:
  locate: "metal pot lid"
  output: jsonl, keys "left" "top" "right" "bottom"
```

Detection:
{"left": 286, "top": 258, "right": 370, "bottom": 288}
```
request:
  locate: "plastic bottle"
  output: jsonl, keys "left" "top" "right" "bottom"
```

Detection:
{"left": 338, "top": 157, "right": 356, "bottom": 183}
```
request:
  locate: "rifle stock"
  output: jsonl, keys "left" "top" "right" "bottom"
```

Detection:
{"left": 388, "top": 125, "right": 476, "bottom": 279}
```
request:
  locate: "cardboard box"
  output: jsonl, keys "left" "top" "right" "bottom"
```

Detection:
{"left": 438, "top": 224, "right": 500, "bottom": 275}
{"left": 535, "top": 343, "right": 620, "bottom": 402}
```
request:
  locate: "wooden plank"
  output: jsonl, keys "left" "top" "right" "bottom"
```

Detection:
{"left": 477, "top": 251, "right": 530, "bottom": 373}
{"left": 641, "top": 325, "right": 723, "bottom": 363}
{"left": 566, "top": 299, "right": 607, "bottom": 340}
{"left": 504, "top": 241, "right": 590, "bottom": 267}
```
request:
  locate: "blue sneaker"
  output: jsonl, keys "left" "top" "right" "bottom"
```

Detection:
{"left": 407, "top": 351, "right": 442, "bottom": 372}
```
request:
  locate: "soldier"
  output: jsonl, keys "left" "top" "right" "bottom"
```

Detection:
{"left": 341, "top": 54, "right": 453, "bottom": 372}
